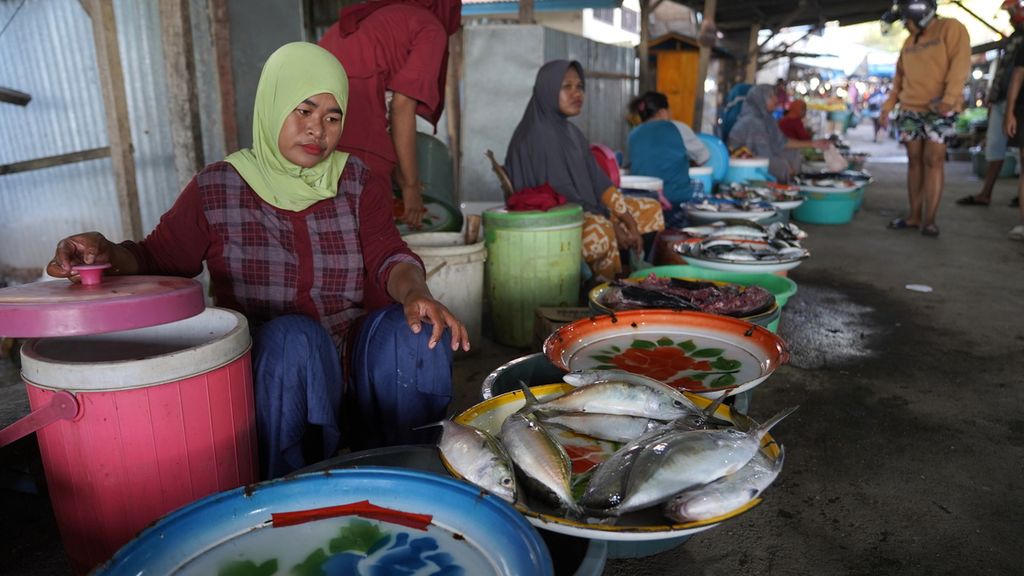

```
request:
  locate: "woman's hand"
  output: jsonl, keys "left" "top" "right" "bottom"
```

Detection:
{"left": 46, "top": 232, "right": 113, "bottom": 280}
{"left": 402, "top": 290, "right": 470, "bottom": 352}
{"left": 613, "top": 212, "right": 642, "bottom": 252}
{"left": 47, "top": 232, "right": 139, "bottom": 281}
{"left": 1006, "top": 113, "right": 1018, "bottom": 139}
{"left": 812, "top": 139, "right": 832, "bottom": 151}
{"left": 387, "top": 262, "right": 470, "bottom": 352}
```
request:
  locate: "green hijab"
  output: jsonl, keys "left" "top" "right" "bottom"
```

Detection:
{"left": 226, "top": 42, "right": 349, "bottom": 211}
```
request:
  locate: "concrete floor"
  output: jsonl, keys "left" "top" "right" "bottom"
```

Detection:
{"left": 2, "top": 121, "right": 1024, "bottom": 575}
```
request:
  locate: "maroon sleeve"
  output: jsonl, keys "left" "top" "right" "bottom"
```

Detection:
{"left": 123, "top": 178, "right": 210, "bottom": 278}
{"left": 353, "top": 161, "right": 423, "bottom": 301}
{"left": 386, "top": 14, "right": 447, "bottom": 115}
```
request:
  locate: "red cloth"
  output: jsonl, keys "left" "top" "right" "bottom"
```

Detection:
{"left": 590, "top": 144, "right": 621, "bottom": 188}
{"left": 506, "top": 184, "right": 567, "bottom": 212}
{"left": 778, "top": 116, "right": 812, "bottom": 141}
{"left": 124, "top": 160, "right": 422, "bottom": 345}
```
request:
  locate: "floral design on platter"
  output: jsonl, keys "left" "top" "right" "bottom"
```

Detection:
{"left": 218, "top": 519, "right": 464, "bottom": 576}
{"left": 590, "top": 337, "right": 743, "bottom": 391}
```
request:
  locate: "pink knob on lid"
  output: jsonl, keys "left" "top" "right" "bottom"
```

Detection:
{"left": 72, "top": 263, "right": 112, "bottom": 286}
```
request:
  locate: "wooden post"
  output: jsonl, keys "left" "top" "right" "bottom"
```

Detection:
{"left": 693, "top": 0, "right": 718, "bottom": 133}
{"left": 638, "top": 0, "right": 652, "bottom": 93}
{"left": 744, "top": 21, "right": 761, "bottom": 83}
{"left": 446, "top": 29, "right": 463, "bottom": 204}
{"left": 87, "top": 0, "right": 143, "bottom": 240}
{"left": 210, "top": 0, "right": 239, "bottom": 154}
{"left": 518, "top": 0, "right": 534, "bottom": 24}
{"left": 159, "top": 0, "right": 204, "bottom": 187}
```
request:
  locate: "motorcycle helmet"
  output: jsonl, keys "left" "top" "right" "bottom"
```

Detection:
{"left": 897, "top": 0, "right": 938, "bottom": 29}
{"left": 1003, "top": 0, "right": 1024, "bottom": 25}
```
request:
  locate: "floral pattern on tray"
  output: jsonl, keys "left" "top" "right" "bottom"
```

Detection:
{"left": 218, "top": 519, "right": 464, "bottom": 576}
{"left": 589, "top": 337, "right": 743, "bottom": 391}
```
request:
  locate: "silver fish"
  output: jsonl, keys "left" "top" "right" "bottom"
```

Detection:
{"left": 529, "top": 381, "right": 696, "bottom": 421}
{"left": 436, "top": 420, "right": 517, "bottom": 503}
{"left": 500, "top": 411, "right": 581, "bottom": 515}
{"left": 538, "top": 411, "right": 661, "bottom": 443}
{"left": 663, "top": 447, "right": 785, "bottom": 522}
{"left": 583, "top": 406, "right": 797, "bottom": 515}
{"left": 561, "top": 369, "right": 703, "bottom": 414}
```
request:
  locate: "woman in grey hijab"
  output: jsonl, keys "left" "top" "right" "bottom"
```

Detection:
{"left": 504, "top": 60, "right": 664, "bottom": 281}
{"left": 727, "top": 84, "right": 829, "bottom": 182}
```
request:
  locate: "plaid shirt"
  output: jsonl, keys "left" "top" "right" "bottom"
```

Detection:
{"left": 128, "top": 159, "right": 422, "bottom": 349}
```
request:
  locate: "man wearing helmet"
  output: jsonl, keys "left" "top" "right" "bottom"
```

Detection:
{"left": 881, "top": 0, "right": 971, "bottom": 237}
{"left": 957, "top": 1, "right": 1024, "bottom": 208}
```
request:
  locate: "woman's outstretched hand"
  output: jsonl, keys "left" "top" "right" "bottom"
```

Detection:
{"left": 402, "top": 291, "right": 471, "bottom": 352}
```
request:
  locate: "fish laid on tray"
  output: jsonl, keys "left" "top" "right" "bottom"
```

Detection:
{"left": 435, "top": 369, "right": 796, "bottom": 527}
{"left": 675, "top": 220, "right": 809, "bottom": 263}
{"left": 601, "top": 274, "right": 775, "bottom": 317}
{"left": 720, "top": 181, "right": 802, "bottom": 204}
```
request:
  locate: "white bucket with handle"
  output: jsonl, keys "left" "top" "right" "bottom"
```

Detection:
{"left": 404, "top": 232, "right": 487, "bottom": 349}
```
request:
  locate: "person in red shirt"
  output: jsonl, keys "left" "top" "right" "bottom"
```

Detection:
{"left": 45, "top": 43, "right": 469, "bottom": 479}
{"left": 778, "top": 99, "right": 813, "bottom": 141}
{"left": 319, "top": 0, "right": 461, "bottom": 231}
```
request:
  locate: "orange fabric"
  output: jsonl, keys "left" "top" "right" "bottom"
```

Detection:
{"left": 582, "top": 195, "right": 664, "bottom": 281}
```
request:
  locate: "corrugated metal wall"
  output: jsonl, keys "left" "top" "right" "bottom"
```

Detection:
{"left": 0, "top": 0, "right": 224, "bottom": 280}
{"left": 460, "top": 24, "right": 635, "bottom": 203}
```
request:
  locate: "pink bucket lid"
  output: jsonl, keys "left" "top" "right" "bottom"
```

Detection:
{"left": 0, "top": 274, "right": 204, "bottom": 338}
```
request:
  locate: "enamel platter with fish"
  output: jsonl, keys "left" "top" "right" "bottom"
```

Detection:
{"left": 440, "top": 377, "right": 790, "bottom": 541}
{"left": 675, "top": 219, "right": 810, "bottom": 274}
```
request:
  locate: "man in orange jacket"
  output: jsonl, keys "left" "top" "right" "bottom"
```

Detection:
{"left": 880, "top": 0, "right": 970, "bottom": 237}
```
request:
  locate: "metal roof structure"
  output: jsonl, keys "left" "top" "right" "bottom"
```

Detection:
{"left": 675, "top": 0, "right": 899, "bottom": 32}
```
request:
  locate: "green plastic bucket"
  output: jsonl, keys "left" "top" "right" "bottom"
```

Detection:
{"left": 629, "top": 264, "right": 797, "bottom": 313}
{"left": 484, "top": 204, "right": 584, "bottom": 347}
{"left": 792, "top": 190, "right": 857, "bottom": 225}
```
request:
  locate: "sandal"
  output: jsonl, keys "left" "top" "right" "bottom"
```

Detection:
{"left": 1010, "top": 224, "right": 1024, "bottom": 241}
{"left": 887, "top": 218, "right": 919, "bottom": 230}
{"left": 955, "top": 195, "right": 989, "bottom": 206}
{"left": 921, "top": 224, "right": 940, "bottom": 237}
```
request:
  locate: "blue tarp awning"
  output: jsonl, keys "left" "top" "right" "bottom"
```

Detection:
{"left": 462, "top": 0, "right": 621, "bottom": 16}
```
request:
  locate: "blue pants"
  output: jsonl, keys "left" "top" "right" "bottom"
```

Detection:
{"left": 253, "top": 305, "right": 453, "bottom": 479}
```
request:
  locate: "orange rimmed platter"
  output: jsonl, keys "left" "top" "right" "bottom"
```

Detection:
{"left": 543, "top": 310, "right": 788, "bottom": 397}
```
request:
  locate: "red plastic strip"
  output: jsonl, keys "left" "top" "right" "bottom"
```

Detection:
{"left": 271, "top": 499, "right": 433, "bottom": 531}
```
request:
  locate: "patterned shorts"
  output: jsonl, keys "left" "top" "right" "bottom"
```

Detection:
{"left": 897, "top": 110, "right": 958, "bottom": 144}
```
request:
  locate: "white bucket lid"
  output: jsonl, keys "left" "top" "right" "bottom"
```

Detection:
{"left": 689, "top": 166, "right": 713, "bottom": 175}
{"left": 21, "top": 307, "right": 251, "bottom": 392}
{"left": 728, "top": 158, "right": 770, "bottom": 168}
{"left": 620, "top": 175, "right": 663, "bottom": 190}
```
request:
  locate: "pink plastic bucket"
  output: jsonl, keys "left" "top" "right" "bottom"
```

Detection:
{"left": 18, "top": 307, "right": 256, "bottom": 574}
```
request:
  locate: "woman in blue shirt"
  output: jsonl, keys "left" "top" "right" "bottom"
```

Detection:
{"left": 627, "top": 92, "right": 709, "bottom": 205}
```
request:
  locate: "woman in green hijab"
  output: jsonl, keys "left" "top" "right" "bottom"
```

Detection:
{"left": 46, "top": 42, "right": 469, "bottom": 479}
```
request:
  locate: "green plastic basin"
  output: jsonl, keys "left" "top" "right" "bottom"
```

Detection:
{"left": 628, "top": 265, "right": 798, "bottom": 308}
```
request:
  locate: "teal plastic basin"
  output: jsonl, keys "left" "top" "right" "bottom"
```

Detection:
{"left": 792, "top": 190, "right": 858, "bottom": 225}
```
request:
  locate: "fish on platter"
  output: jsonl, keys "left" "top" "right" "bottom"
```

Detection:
{"left": 663, "top": 447, "right": 785, "bottom": 522}
{"left": 433, "top": 420, "right": 517, "bottom": 503}
{"left": 582, "top": 406, "right": 798, "bottom": 516}
{"left": 500, "top": 411, "right": 582, "bottom": 515}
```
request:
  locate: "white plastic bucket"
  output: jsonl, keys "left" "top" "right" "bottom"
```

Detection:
{"left": 620, "top": 175, "right": 669, "bottom": 209}
{"left": 404, "top": 232, "right": 487, "bottom": 348}
{"left": 689, "top": 166, "right": 713, "bottom": 194}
